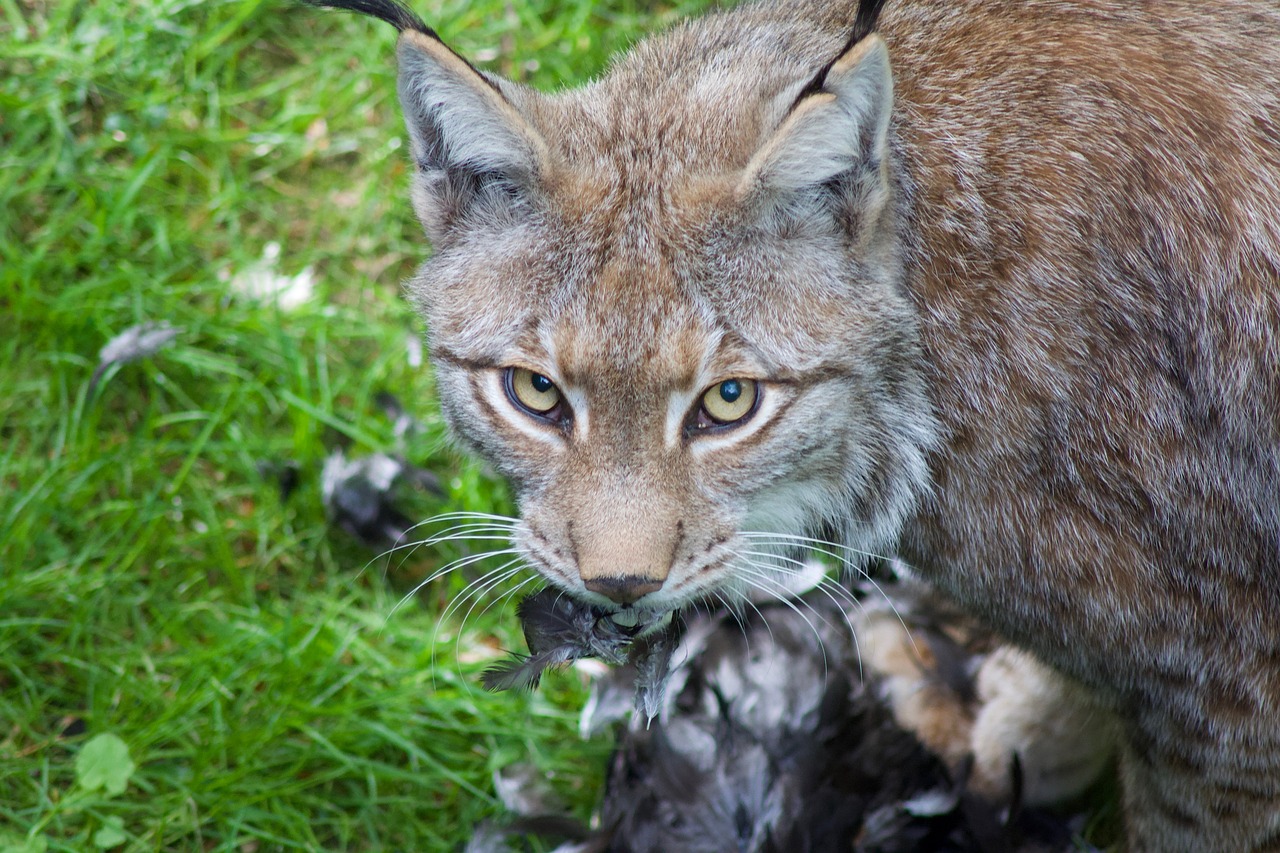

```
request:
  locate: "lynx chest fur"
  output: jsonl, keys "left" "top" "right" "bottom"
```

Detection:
{"left": 306, "top": 0, "right": 1280, "bottom": 849}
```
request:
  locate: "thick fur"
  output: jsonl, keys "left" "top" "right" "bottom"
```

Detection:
{"left": 304, "top": 0, "right": 1280, "bottom": 849}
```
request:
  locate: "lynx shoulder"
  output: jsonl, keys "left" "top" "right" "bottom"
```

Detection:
{"left": 302, "top": 1, "right": 1280, "bottom": 849}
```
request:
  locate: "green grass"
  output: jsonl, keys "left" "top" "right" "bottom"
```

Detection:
{"left": 0, "top": 0, "right": 713, "bottom": 849}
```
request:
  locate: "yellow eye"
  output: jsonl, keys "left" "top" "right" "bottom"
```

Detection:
{"left": 700, "top": 378, "right": 758, "bottom": 425}
{"left": 507, "top": 367, "right": 562, "bottom": 415}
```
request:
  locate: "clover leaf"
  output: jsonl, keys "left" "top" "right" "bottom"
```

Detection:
{"left": 75, "top": 734, "right": 136, "bottom": 797}
{"left": 92, "top": 817, "right": 126, "bottom": 849}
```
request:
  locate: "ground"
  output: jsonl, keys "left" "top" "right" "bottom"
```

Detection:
{"left": 0, "top": 1, "right": 715, "bottom": 849}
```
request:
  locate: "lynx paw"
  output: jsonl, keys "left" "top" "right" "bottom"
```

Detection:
{"left": 968, "top": 645, "right": 1116, "bottom": 805}
{"left": 855, "top": 584, "right": 1115, "bottom": 807}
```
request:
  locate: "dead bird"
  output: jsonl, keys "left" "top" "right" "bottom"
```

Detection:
{"left": 320, "top": 448, "right": 440, "bottom": 549}
{"left": 319, "top": 391, "right": 442, "bottom": 549}
{"left": 585, "top": 592, "right": 947, "bottom": 853}
{"left": 478, "top": 587, "right": 1098, "bottom": 853}
{"left": 482, "top": 588, "right": 684, "bottom": 722}
{"left": 590, "top": 594, "right": 1095, "bottom": 853}
{"left": 474, "top": 570, "right": 1101, "bottom": 852}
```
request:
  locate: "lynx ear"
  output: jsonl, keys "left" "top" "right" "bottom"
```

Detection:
{"left": 739, "top": 34, "right": 893, "bottom": 203}
{"left": 396, "top": 30, "right": 549, "bottom": 244}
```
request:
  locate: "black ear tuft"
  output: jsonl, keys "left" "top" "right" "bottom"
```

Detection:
{"left": 299, "top": 0, "right": 437, "bottom": 38}
{"left": 792, "top": 0, "right": 889, "bottom": 108}
{"left": 852, "top": 0, "right": 890, "bottom": 44}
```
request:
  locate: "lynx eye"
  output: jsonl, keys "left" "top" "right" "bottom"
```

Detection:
{"left": 505, "top": 367, "right": 563, "bottom": 417}
{"left": 698, "top": 378, "right": 758, "bottom": 427}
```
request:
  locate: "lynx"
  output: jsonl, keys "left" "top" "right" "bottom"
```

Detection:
{"left": 302, "top": 0, "right": 1280, "bottom": 849}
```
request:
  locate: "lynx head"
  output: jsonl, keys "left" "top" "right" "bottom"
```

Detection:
{"left": 318, "top": 0, "right": 935, "bottom": 612}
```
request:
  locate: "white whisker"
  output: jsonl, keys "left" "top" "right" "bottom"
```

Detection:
{"left": 712, "top": 587, "right": 762, "bottom": 653}
{"left": 436, "top": 558, "right": 526, "bottom": 629}
{"left": 389, "top": 510, "right": 516, "bottom": 544}
{"left": 481, "top": 574, "right": 540, "bottom": 622}
{"left": 736, "top": 548, "right": 861, "bottom": 635}
{"left": 425, "top": 558, "right": 527, "bottom": 692}
{"left": 452, "top": 562, "right": 529, "bottom": 685}
{"left": 409, "top": 549, "right": 528, "bottom": 693}
{"left": 428, "top": 559, "right": 533, "bottom": 693}
{"left": 727, "top": 558, "right": 831, "bottom": 676}
{"left": 380, "top": 525, "right": 516, "bottom": 566}
{"left": 737, "top": 531, "right": 918, "bottom": 660}
{"left": 356, "top": 516, "right": 518, "bottom": 581}
{"left": 387, "top": 547, "right": 523, "bottom": 624}
{"left": 386, "top": 530, "right": 520, "bottom": 579}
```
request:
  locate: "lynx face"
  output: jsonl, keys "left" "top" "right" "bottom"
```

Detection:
{"left": 390, "top": 21, "right": 936, "bottom": 612}
{"left": 417, "top": 105, "right": 933, "bottom": 611}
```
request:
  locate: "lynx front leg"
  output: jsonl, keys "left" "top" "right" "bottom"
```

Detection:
{"left": 1119, "top": 713, "right": 1280, "bottom": 852}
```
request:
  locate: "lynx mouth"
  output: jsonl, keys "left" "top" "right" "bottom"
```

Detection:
{"left": 605, "top": 606, "right": 675, "bottom": 635}
{"left": 481, "top": 588, "right": 685, "bottom": 720}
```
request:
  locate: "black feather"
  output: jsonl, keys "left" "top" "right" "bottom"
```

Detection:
{"left": 481, "top": 589, "right": 684, "bottom": 713}
{"left": 516, "top": 589, "right": 632, "bottom": 661}
{"left": 481, "top": 652, "right": 563, "bottom": 692}
{"left": 481, "top": 591, "right": 626, "bottom": 693}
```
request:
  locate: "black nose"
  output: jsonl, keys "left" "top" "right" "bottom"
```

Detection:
{"left": 583, "top": 575, "right": 664, "bottom": 605}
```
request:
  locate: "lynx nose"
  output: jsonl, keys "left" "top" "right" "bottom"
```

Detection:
{"left": 583, "top": 575, "right": 664, "bottom": 605}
